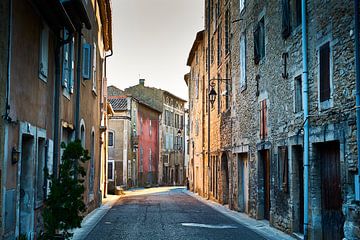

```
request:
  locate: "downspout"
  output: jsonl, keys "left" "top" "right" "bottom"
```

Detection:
{"left": 103, "top": 49, "right": 113, "bottom": 197}
{"left": 4, "top": 0, "right": 13, "bottom": 121}
{"left": 301, "top": 0, "right": 309, "bottom": 238}
{"left": 53, "top": 37, "right": 61, "bottom": 177}
{"left": 354, "top": 0, "right": 360, "bottom": 203}
{"left": 75, "top": 29, "right": 82, "bottom": 139}
{"left": 207, "top": 0, "right": 211, "bottom": 200}
{"left": 2, "top": 0, "right": 12, "bottom": 236}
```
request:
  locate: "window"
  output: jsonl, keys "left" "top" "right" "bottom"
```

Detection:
{"left": 240, "top": 0, "right": 245, "bottom": 13}
{"left": 62, "top": 29, "right": 74, "bottom": 94}
{"left": 225, "top": 64, "right": 230, "bottom": 109}
{"left": 294, "top": 75, "right": 302, "bottom": 113}
{"left": 149, "top": 148, "right": 152, "bottom": 172}
{"left": 39, "top": 24, "right": 49, "bottom": 81}
{"left": 254, "top": 17, "right": 265, "bottom": 64}
{"left": 195, "top": 119, "right": 199, "bottom": 136}
{"left": 217, "top": 74, "right": 221, "bottom": 113}
{"left": 260, "top": 99, "right": 267, "bottom": 140}
{"left": 293, "top": 0, "right": 302, "bottom": 28}
{"left": 140, "top": 147, "right": 144, "bottom": 172}
{"left": 225, "top": 10, "right": 230, "bottom": 55}
{"left": 81, "top": 124, "right": 86, "bottom": 148}
{"left": 108, "top": 131, "right": 114, "bottom": 147}
{"left": 92, "top": 43, "right": 97, "bottom": 92}
{"left": 82, "top": 42, "right": 91, "bottom": 79}
{"left": 211, "top": 37, "right": 215, "bottom": 64}
{"left": 108, "top": 160, "right": 114, "bottom": 181}
{"left": 217, "top": 21, "right": 222, "bottom": 66}
{"left": 149, "top": 120, "right": 152, "bottom": 136}
{"left": 240, "top": 33, "right": 246, "bottom": 91}
{"left": 319, "top": 42, "right": 331, "bottom": 102}
{"left": 175, "top": 114, "right": 179, "bottom": 129}
{"left": 180, "top": 115, "right": 184, "bottom": 129}
{"left": 195, "top": 74, "right": 199, "bottom": 99}
{"left": 278, "top": 146, "right": 288, "bottom": 192}
{"left": 281, "top": 0, "right": 291, "bottom": 39}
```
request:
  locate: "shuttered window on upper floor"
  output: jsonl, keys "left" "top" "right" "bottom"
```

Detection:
{"left": 254, "top": 17, "right": 265, "bottom": 64}
{"left": 39, "top": 24, "right": 49, "bottom": 82}
{"left": 82, "top": 42, "right": 91, "bottom": 80}
{"left": 62, "top": 29, "right": 74, "bottom": 95}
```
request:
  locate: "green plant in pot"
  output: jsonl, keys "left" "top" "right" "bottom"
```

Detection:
{"left": 40, "top": 140, "right": 90, "bottom": 239}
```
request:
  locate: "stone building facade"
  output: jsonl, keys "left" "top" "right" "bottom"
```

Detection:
{"left": 0, "top": 0, "right": 112, "bottom": 239}
{"left": 187, "top": 0, "right": 360, "bottom": 239}
{"left": 124, "top": 80, "right": 186, "bottom": 186}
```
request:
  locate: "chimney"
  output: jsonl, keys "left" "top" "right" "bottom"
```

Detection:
{"left": 139, "top": 79, "right": 145, "bottom": 86}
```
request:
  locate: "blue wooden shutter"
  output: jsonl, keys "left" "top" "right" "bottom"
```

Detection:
{"left": 82, "top": 43, "right": 91, "bottom": 80}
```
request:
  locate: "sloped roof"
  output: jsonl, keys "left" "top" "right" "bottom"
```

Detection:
{"left": 108, "top": 96, "right": 128, "bottom": 111}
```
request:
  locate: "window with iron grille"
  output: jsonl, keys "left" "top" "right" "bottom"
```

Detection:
{"left": 108, "top": 131, "right": 114, "bottom": 147}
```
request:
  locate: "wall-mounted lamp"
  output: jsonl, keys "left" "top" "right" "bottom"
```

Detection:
{"left": 209, "top": 84, "right": 217, "bottom": 108}
{"left": 12, "top": 146, "right": 20, "bottom": 164}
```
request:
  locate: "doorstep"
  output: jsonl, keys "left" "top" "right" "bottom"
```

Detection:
{"left": 183, "top": 189, "right": 296, "bottom": 240}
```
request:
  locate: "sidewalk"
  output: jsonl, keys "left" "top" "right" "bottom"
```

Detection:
{"left": 184, "top": 189, "right": 296, "bottom": 240}
{"left": 71, "top": 195, "right": 121, "bottom": 240}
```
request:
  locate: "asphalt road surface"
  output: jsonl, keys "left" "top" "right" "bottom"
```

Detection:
{"left": 85, "top": 187, "right": 266, "bottom": 240}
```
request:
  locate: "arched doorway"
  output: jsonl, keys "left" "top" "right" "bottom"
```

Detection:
{"left": 221, "top": 152, "right": 229, "bottom": 204}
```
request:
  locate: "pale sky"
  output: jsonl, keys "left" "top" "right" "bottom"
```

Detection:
{"left": 107, "top": 0, "right": 205, "bottom": 100}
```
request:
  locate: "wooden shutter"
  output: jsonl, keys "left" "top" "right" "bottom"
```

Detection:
{"left": 82, "top": 43, "right": 91, "bottom": 80}
{"left": 281, "top": 0, "right": 291, "bottom": 39}
{"left": 320, "top": 42, "right": 331, "bottom": 102}
{"left": 39, "top": 25, "right": 49, "bottom": 80}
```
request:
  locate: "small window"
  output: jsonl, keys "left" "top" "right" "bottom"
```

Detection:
{"left": 217, "top": 21, "right": 222, "bottom": 66}
{"left": 278, "top": 146, "right": 289, "bottom": 192}
{"left": 108, "top": 131, "right": 114, "bottom": 147}
{"left": 319, "top": 42, "right": 331, "bottom": 102}
{"left": 225, "top": 10, "right": 230, "bottom": 55}
{"left": 293, "top": 0, "right": 302, "bottom": 28}
{"left": 108, "top": 160, "right": 114, "bottom": 181}
{"left": 281, "top": 0, "right": 291, "bottom": 39}
{"left": 240, "top": 33, "right": 246, "bottom": 91}
{"left": 39, "top": 24, "right": 49, "bottom": 81}
{"left": 82, "top": 43, "right": 91, "bottom": 80}
{"left": 294, "top": 75, "right": 303, "bottom": 113}
{"left": 149, "top": 148, "right": 152, "bottom": 172}
{"left": 254, "top": 18, "right": 265, "bottom": 64}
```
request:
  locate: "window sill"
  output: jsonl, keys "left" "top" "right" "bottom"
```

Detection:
{"left": 319, "top": 98, "right": 333, "bottom": 111}
{"left": 63, "top": 89, "right": 71, "bottom": 100}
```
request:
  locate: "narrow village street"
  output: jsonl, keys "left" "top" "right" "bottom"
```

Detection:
{"left": 82, "top": 187, "right": 288, "bottom": 240}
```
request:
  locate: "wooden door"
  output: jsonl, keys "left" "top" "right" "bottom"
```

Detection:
{"left": 261, "top": 150, "right": 270, "bottom": 220}
{"left": 319, "top": 142, "right": 344, "bottom": 240}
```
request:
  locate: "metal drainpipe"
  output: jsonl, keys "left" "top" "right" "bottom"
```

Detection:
{"left": 75, "top": 29, "right": 82, "bottom": 139}
{"left": 53, "top": 37, "right": 61, "bottom": 177}
{"left": 103, "top": 49, "right": 113, "bottom": 197}
{"left": 301, "top": 0, "right": 310, "bottom": 238}
{"left": 4, "top": 0, "right": 13, "bottom": 121}
{"left": 354, "top": 0, "right": 360, "bottom": 202}
{"left": 207, "top": 0, "right": 211, "bottom": 200}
